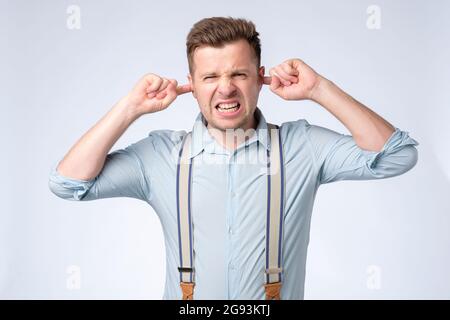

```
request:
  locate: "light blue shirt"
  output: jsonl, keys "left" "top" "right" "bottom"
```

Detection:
{"left": 48, "top": 107, "right": 419, "bottom": 299}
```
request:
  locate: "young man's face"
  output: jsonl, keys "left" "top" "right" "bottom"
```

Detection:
{"left": 188, "top": 39, "right": 265, "bottom": 131}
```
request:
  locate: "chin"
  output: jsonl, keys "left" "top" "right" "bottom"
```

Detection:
{"left": 222, "top": 120, "right": 250, "bottom": 131}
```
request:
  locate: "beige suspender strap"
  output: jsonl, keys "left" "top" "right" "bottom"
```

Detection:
{"left": 176, "top": 133, "right": 195, "bottom": 299}
{"left": 265, "top": 123, "right": 285, "bottom": 300}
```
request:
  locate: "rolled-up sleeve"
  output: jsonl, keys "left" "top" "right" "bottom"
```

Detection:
{"left": 48, "top": 141, "right": 152, "bottom": 202}
{"left": 304, "top": 122, "right": 419, "bottom": 184}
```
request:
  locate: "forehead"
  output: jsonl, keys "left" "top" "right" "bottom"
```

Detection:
{"left": 192, "top": 39, "right": 257, "bottom": 75}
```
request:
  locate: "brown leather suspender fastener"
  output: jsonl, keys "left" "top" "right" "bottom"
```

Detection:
{"left": 264, "top": 282, "right": 282, "bottom": 300}
{"left": 180, "top": 282, "right": 195, "bottom": 300}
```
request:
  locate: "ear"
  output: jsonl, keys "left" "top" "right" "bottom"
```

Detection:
{"left": 258, "top": 66, "right": 265, "bottom": 91}
{"left": 187, "top": 74, "right": 197, "bottom": 99}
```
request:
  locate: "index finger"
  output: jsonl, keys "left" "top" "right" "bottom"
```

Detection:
{"left": 263, "top": 76, "right": 272, "bottom": 85}
{"left": 176, "top": 84, "right": 192, "bottom": 95}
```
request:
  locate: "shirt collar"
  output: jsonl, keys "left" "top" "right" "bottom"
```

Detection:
{"left": 189, "top": 107, "right": 271, "bottom": 159}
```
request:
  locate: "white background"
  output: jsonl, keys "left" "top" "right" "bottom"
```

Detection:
{"left": 1, "top": 0, "right": 449, "bottom": 299}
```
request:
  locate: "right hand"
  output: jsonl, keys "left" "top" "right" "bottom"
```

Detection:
{"left": 125, "top": 73, "right": 192, "bottom": 116}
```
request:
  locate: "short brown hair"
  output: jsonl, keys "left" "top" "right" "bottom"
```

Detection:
{"left": 186, "top": 17, "right": 261, "bottom": 74}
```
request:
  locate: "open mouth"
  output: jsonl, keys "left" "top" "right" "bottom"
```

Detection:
{"left": 215, "top": 102, "right": 241, "bottom": 113}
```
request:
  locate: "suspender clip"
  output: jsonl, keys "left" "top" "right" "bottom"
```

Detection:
{"left": 265, "top": 267, "right": 283, "bottom": 275}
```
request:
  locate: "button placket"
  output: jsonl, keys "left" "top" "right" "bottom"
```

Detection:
{"left": 225, "top": 154, "right": 234, "bottom": 297}
{"left": 227, "top": 153, "right": 239, "bottom": 297}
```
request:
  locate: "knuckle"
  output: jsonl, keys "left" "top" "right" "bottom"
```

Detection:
{"left": 147, "top": 73, "right": 160, "bottom": 83}
{"left": 154, "top": 77, "right": 163, "bottom": 87}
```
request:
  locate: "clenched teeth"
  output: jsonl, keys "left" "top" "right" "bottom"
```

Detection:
{"left": 217, "top": 102, "right": 239, "bottom": 109}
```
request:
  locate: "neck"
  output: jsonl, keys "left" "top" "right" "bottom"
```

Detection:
{"left": 207, "top": 114, "right": 257, "bottom": 151}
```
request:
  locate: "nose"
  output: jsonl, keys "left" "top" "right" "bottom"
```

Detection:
{"left": 217, "top": 77, "right": 237, "bottom": 97}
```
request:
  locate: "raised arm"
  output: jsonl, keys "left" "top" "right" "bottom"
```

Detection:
{"left": 265, "top": 58, "right": 418, "bottom": 184}
{"left": 309, "top": 76, "right": 395, "bottom": 152}
{"left": 57, "top": 74, "right": 191, "bottom": 180}
{"left": 265, "top": 58, "right": 395, "bottom": 152}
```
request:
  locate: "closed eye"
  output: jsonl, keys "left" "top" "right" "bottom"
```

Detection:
{"left": 203, "top": 74, "right": 247, "bottom": 81}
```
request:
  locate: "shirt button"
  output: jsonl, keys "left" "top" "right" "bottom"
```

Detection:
{"left": 229, "top": 263, "right": 235, "bottom": 270}
{"left": 228, "top": 227, "right": 233, "bottom": 234}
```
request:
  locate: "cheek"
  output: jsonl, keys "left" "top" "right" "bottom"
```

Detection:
{"left": 193, "top": 87, "right": 212, "bottom": 109}
{"left": 243, "top": 83, "right": 260, "bottom": 100}
{"left": 197, "top": 87, "right": 215, "bottom": 102}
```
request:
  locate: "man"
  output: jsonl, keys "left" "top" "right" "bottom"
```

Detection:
{"left": 49, "top": 17, "right": 419, "bottom": 300}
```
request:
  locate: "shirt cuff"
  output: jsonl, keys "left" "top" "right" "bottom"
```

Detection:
{"left": 366, "top": 127, "right": 419, "bottom": 169}
{"left": 48, "top": 163, "right": 95, "bottom": 200}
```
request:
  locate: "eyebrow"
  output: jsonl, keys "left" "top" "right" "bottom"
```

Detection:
{"left": 200, "top": 69, "right": 251, "bottom": 78}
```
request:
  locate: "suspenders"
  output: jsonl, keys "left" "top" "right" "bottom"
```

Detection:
{"left": 176, "top": 131, "right": 195, "bottom": 300}
{"left": 264, "top": 123, "right": 285, "bottom": 300}
{"left": 176, "top": 123, "right": 285, "bottom": 300}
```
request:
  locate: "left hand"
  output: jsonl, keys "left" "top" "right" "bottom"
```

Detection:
{"left": 263, "top": 58, "right": 322, "bottom": 101}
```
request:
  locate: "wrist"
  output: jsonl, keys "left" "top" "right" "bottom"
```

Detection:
{"left": 117, "top": 95, "right": 142, "bottom": 123}
{"left": 310, "top": 76, "right": 331, "bottom": 103}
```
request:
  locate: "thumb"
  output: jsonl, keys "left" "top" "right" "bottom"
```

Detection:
{"left": 161, "top": 82, "right": 179, "bottom": 106}
{"left": 270, "top": 75, "right": 281, "bottom": 91}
